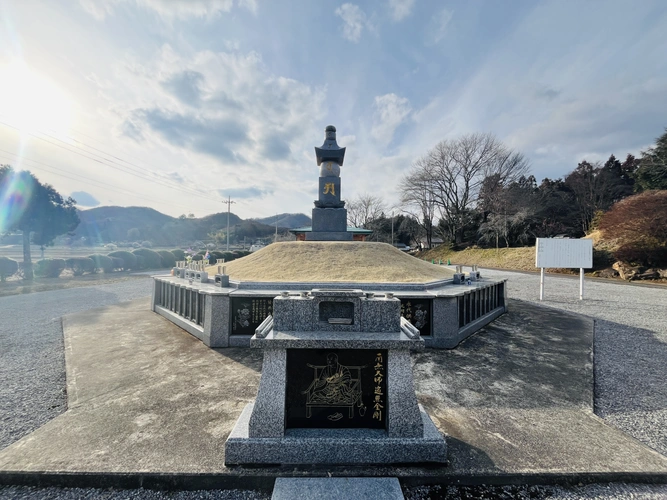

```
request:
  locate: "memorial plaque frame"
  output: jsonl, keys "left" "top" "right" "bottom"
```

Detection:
{"left": 285, "top": 349, "right": 387, "bottom": 430}
{"left": 231, "top": 297, "right": 274, "bottom": 335}
{"left": 400, "top": 298, "right": 431, "bottom": 336}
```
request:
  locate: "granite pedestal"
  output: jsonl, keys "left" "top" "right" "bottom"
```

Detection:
{"left": 224, "top": 289, "right": 448, "bottom": 465}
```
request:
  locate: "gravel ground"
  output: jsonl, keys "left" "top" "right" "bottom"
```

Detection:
{"left": 1, "top": 270, "right": 666, "bottom": 499}
{"left": 0, "top": 276, "right": 155, "bottom": 450}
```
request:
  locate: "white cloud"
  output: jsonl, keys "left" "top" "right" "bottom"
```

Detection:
{"left": 371, "top": 93, "right": 412, "bottom": 145}
{"left": 79, "top": 0, "right": 237, "bottom": 20}
{"left": 388, "top": 0, "right": 415, "bottom": 21}
{"left": 78, "top": 0, "right": 119, "bottom": 20}
{"left": 238, "top": 0, "right": 258, "bottom": 14}
{"left": 335, "top": 3, "right": 367, "bottom": 43}
{"left": 109, "top": 44, "right": 327, "bottom": 185}
{"left": 427, "top": 8, "right": 453, "bottom": 44}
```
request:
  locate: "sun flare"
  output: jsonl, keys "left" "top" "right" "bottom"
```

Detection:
{"left": 0, "top": 60, "right": 74, "bottom": 139}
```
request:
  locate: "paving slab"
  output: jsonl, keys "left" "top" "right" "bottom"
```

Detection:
{"left": 0, "top": 298, "right": 666, "bottom": 490}
{"left": 271, "top": 477, "right": 403, "bottom": 500}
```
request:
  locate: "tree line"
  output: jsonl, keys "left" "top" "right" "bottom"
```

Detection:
{"left": 347, "top": 128, "right": 667, "bottom": 255}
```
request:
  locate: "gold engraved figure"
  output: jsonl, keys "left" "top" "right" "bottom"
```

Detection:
{"left": 323, "top": 182, "right": 336, "bottom": 196}
{"left": 302, "top": 353, "right": 367, "bottom": 419}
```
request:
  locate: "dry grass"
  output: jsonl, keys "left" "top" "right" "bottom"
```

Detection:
{"left": 421, "top": 246, "right": 539, "bottom": 271}
{"left": 205, "top": 241, "right": 454, "bottom": 283}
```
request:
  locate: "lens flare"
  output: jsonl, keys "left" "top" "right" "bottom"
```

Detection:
{"left": 0, "top": 170, "right": 35, "bottom": 232}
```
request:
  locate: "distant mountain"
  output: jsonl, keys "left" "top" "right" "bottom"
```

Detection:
{"left": 253, "top": 213, "right": 311, "bottom": 229}
{"left": 75, "top": 206, "right": 175, "bottom": 244}
{"left": 72, "top": 206, "right": 276, "bottom": 247}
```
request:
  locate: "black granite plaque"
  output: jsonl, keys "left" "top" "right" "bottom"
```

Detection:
{"left": 231, "top": 297, "right": 273, "bottom": 335}
{"left": 400, "top": 298, "right": 431, "bottom": 336}
{"left": 286, "top": 349, "right": 387, "bottom": 429}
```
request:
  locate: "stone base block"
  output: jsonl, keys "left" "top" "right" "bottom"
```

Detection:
{"left": 272, "top": 477, "right": 404, "bottom": 500}
{"left": 305, "top": 231, "right": 353, "bottom": 241}
{"left": 224, "top": 403, "right": 447, "bottom": 465}
{"left": 311, "top": 206, "right": 348, "bottom": 232}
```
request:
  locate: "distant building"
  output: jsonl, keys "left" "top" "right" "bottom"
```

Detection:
{"left": 290, "top": 226, "right": 373, "bottom": 241}
{"left": 419, "top": 237, "right": 444, "bottom": 249}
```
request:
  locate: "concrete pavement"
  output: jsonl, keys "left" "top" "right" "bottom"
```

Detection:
{"left": 0, "top": 296, "right": 666, "bottom": 490}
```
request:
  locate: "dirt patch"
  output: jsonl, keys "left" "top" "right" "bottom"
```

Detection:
{"left": 206, "top": 241, "right": 454, "bottom": 283}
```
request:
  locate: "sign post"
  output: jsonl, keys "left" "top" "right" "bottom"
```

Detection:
{"left": 535, "top": 238, "right": 593, "bottom": 301}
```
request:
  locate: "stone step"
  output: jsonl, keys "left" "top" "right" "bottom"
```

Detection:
{"left": 271, "top": 477, "right": 404, "bottom": 500}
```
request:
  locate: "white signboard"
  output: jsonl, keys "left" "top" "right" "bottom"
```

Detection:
{"left": 535, "top": 238, "right": 593, "bottom": 301}
{"left": 535, "top": 238, "right": 593, "bottom": 269}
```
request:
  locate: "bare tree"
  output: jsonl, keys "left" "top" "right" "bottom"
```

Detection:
{"left": 402, "top": 133, "right": 529, "bottom": 245}
{"left": 347, "top": 193, "right": 386, "bottom": 228}
{"left": 400, "top": 155, "right": 436, "bottom": 249}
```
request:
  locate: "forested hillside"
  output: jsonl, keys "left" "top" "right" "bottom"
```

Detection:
{"left": 72, "top": 208, "right": 306, "bottom": 247}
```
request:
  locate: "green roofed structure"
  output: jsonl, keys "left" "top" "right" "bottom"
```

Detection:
{"left": 290, "top": 226, "right": 373, "bottom": 241}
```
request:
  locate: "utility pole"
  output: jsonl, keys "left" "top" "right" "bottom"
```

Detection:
{"left": 274, "top": 214, "right": 278, "bottom": 243}
{"left": 391, "top": 211, "right": 394, "bottom": 246}
{"left": 224, "top": 196, "right": 236, "bottom": 251}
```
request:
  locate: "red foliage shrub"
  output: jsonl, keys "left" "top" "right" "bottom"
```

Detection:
{"left": 599, "top": 190, "right": 667, "bottom": 267}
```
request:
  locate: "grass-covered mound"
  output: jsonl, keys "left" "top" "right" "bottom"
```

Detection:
{"left": 205, "top": 241, "right": 454, "bottom": 283}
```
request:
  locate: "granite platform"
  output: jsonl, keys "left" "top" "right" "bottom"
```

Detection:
{"left": 271, "top": 477, "right": 404, "bottom": 500}
{"left": 0, "top": 298, "right": 666, "bottom": 491}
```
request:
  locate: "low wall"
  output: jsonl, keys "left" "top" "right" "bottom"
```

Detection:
{"left": 151, "top": 277, "right": 508, "bottom": 349}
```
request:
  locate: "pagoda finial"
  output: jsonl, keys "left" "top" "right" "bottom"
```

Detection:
{"left": 315, "top": 125, "right": 346, "bottom": 166}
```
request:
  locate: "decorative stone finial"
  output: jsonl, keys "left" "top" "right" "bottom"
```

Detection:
{"left": 315, "top": 124, "right": 346, "bottom": 167}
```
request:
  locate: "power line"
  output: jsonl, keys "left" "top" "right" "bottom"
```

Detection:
{"left": 0, "top": 120, "right": 223, "bottom": 203}
{"left": 0, "top": 150, "right": 220, "bottom": 212}
{"left": 0, "top": 120, "right": 282, "bottom": 220}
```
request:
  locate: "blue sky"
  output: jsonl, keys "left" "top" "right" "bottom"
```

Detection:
{"left": 0, "top": 0, "right": 666, "bottom": 219}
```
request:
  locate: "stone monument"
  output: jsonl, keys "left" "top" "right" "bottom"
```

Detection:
{"left": 305, "top": 125, "right": 353, "bottom": 241}
{"left": 224, "top": 289, "right": 448, "bottom": 465}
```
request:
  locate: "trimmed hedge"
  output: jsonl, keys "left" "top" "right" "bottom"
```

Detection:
{"left": 157, "top": 250, "right": 176, "bottom": 268}
{"left": 221, "top": 251, "right": 236, "bottom": 261}
{"left": 0, "top": 257, "right": 18, "bottom": 281}
{"left": 110, "top": 257, "right": 124, "bottom": 270}
{"left": 134, "top": 254, "right": 146, "bottom": 270}
{"left": 107, "top": 251, "right": 137, "bottom": 270}
{"left": 65, "top": 257, "right": 95, "bottom": 276}
{"left": 132, "top": 248, "right": 162, "bottom": 268}
{"left": 171, "top": 249, "right": 185, "bottom": 261}
{"left": 88, "top": 254, "right": 114, "bottom": 273}
{"left": 209, "top": 250, "right": 225, "bottom": 263}
{"left": 34, "top": 259, "right": 66, "bottom": 278}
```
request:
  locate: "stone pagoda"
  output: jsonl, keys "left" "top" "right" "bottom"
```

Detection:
{"left": 305, "top": 125, "right": 353, "bottom": 241}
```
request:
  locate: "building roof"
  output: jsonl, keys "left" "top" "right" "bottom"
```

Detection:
{"left": 289, "top": 226, "right": 373, "bottom": 234}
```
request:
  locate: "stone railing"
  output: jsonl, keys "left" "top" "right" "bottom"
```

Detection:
{"left": 155, "top": 280, "right": 206, "bottom": 327}
{"left": 457, "top": 281, "right": 505, "bottom": 329}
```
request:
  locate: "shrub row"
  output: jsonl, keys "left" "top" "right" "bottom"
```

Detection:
{"left": 1, "top": 248, "right": 250, "bottom": 280}
{"left": 0, "top": 257, "right": 19, "bottom": 281}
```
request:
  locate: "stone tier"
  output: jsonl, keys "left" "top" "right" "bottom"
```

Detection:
{"left": 225, "top": 402, "right": 447, "bottom": 465}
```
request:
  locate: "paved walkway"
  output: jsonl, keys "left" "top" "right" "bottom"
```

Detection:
{"left": 0, "top": 278, "right": 154, "bottom": 450}
{"left": 479, "top": 267, "right": 667, "bottom": 457}
{"left": 1, "top": 270, "right": 666, "bottom": 499}
{"left": 1, "top": 291, "right": 666, "bottom": 488}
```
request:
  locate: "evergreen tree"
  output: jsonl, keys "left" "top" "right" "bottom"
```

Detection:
{"left": 635, "top": 128, "right": 667, "bottom": 191}
{"left": 0, "top": 166, "right": 79, "bottom": 280}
